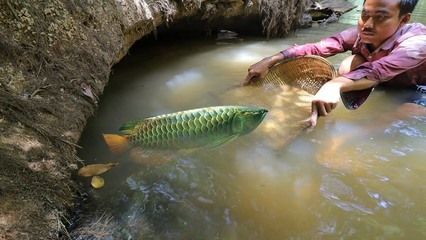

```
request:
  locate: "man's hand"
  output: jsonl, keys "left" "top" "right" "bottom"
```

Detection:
{"left": 243, "top": 58, "right": 271, "bottom": 86}
{"left": 306, "top": 81, "right": 341, "bottom": 127}
{"left": 312, "top": 82, "right": 341, "bottom": 116}
{"left": 242, "top": 52, "right": 285, "bottom": 86}
{"left": 306, "top": 76, "right": 377, "bottom": 128}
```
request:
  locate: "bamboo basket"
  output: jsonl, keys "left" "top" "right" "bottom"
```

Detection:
{"left": 250, "top": 55, "right": 337, "bottom": 95}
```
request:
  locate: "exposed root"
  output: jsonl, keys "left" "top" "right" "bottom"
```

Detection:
{"left": 259, "top": 0, "right": 308, "bottom": 38}
{"left": 150, "top": 0, "right": 177, "bottom": 23}
{"left": 70, "top": 213, "right": 116, "bottom": 240}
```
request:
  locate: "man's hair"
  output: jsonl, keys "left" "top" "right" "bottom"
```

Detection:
{"left": 363, "top": 0, "right": 419, "bottom": 16}
{"left": 399, "top": 0, "right": 418, "bottom": 16}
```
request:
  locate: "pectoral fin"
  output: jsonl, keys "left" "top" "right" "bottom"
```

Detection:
{"left": 129, "top": 148, "right": 173, "bottom": 166}
{"left": 204, "top": 135, "right": 239, "bottom": 149}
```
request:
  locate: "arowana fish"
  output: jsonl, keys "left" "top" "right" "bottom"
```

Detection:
{"left": 103, "top": 106, "right": 268, "bottom": 154}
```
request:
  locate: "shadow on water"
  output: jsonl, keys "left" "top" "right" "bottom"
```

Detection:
{"left": 75, "top": 1, "right": 426, "bottom": 239}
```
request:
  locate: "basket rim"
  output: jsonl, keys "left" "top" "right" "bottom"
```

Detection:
{"left": 273, "top": 55, "right": 338, "bottom": 78}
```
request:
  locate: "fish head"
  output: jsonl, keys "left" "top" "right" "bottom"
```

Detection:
{"left": 231, "top": 107, "right": 268, "bottom": 135}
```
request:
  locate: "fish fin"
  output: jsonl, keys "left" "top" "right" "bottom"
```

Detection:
{"left": 205, "top": 135, "right": 239, "bottom": 149}
{"left": 119, "top": 120, "right": 140, "bottom": 134}
{"left": 129, "top": 147, "right": 152, "bottom": 159}
{"left": 177, "top": 148, "right": 198, "bottom": 155}
{"left": 103, "top": 134, "right": 130, "bottom": 154}
{"left": 129, "top": 148, "right": 173, "bottom": 166}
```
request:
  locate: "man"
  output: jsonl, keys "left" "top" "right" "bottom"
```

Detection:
{"left": 244, "top": 0, "right": 426, "bottom": 127}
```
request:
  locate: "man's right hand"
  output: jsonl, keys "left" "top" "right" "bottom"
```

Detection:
{"left": 243, "top": 58, "right": 271, "bottom": 86}
{"left": 242, "top": 53, "right": 285, "bottom": 86}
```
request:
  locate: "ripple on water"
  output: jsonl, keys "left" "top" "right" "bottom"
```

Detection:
{"left": 390, "top": 146, "right": 415, "bottom": 157}
{"left": 120, "top": 156, "right": 238, "bottom": 239}
{"left": 367, "top": 191, "right": 393, "bottom": 209}
{"left": 384, "top": 120, "right": 425, "bottom": 138}
{"left": 320, "top": 174, "right": 374, "bottom": 214}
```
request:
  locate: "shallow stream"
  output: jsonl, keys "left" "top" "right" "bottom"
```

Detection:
{"left": 77, "top": 1, "right": 426, "bottom": 239}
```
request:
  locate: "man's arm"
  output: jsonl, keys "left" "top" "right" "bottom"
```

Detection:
{"left": 243, "top": 28, "right": 358, "bottom": 85}
{"left": 308, "top": 34, "right": 426, "bottom": 127}
{"left": 339, "top": 77, "right": 378, "bottom": 92}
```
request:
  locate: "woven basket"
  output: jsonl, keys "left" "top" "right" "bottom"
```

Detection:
{"left": 250, "top": 55, "right": 337, "bottom": 95}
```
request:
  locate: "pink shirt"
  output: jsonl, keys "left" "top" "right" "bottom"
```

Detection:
{"left": 281, "top": 23, "right": 426, "bottom": 87}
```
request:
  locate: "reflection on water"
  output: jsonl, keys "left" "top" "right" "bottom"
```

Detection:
{"left": 78, "top": 1, "right": 426, "bottom": 239}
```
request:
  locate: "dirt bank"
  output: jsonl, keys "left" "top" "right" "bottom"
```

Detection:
{"left": 0, "top": 0, "right": 316, "bottom": 238}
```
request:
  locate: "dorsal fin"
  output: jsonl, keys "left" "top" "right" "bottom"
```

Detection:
{"left": 119, "top": 120, "right": 141, "bottom": 134}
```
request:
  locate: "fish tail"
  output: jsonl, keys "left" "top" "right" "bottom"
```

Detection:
{"left": 103, "top": 134, "right": 130, "bottom": 154}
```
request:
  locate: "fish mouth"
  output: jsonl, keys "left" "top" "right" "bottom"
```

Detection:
{"left": 255, "top": 108, "right": 268, "bottom": 115}
{"left": 259, "top": 109, "right": 268, "bottom": 119}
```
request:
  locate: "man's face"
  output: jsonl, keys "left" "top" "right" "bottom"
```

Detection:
{"left": 358, "top": 0, "right": 408, "bottom": 49}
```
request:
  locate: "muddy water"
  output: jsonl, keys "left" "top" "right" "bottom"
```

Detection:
{"left": 78, "top": 1, "right": 426, "bottom": 239}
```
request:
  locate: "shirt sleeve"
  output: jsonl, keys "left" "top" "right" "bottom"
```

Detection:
{"left": 281, "top": 27, "right": 358, "bottom": 58}
{"left": 343, "top": 35, "right": 426, "bottom": 82}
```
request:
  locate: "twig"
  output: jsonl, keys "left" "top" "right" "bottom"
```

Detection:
{"left": 36, "top": 62, "right": 43, "bottom": 78}
{"left": 6, "top": 0, "right": 19, "bottom": 21}
{"left": 58, "top": 137, "right": 82, "bottom": 149}
{"left": 30, "top": 84, "right": 52, "bottom": 98}
{"left": 57, "top": 213, "right": 72, "bottom": 240}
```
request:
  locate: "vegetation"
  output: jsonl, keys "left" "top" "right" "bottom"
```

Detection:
{"left": 260, "top": 0, "right": 308, "bottom": 37}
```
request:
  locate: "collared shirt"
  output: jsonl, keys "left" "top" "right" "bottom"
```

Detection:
{"left": 281, "top": 23, "right": 426, "bottom": 87}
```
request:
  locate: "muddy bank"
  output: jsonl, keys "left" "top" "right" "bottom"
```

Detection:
{"left": 0, "top": 0, "right": 318, "bottom": 238}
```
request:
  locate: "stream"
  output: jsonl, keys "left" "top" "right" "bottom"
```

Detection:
{"left": 77, "top": 1, "right": 426, "bottom": 239}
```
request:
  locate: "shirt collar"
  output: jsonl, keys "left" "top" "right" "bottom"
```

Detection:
{"left": 355, "top": 24, "right": 408, "bottom": 52}
{"left": 379, "top": 25, "right": 406, "bottom": 50}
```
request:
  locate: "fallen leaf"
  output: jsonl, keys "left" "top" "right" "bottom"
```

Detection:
{"left": 78, "top": 163, "right": 118, "bottom": 177}
{"left": 81, "top": 82, "right": 97, "bottom": 101}
{"left": 91, "top": 176, "right": 105, "bottom": 189}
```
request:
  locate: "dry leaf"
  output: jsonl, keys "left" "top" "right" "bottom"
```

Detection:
{"left": 81, "top": 82, "right": 96, "bottom": 101}
{"left": 91, "top": 176, "right": 105, "bottom": 189}
{"left": 78, "top": 163, "right": 118, "bottom": 177}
